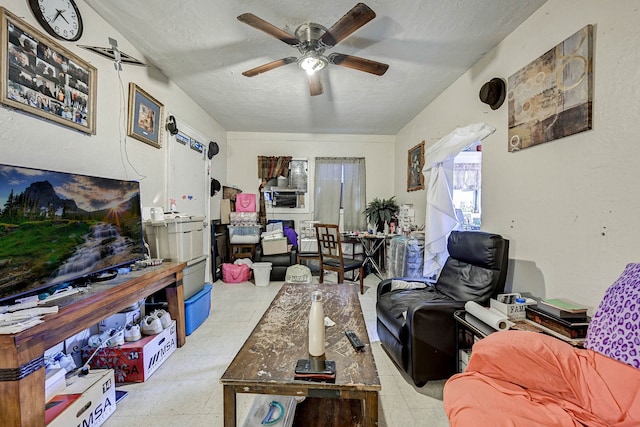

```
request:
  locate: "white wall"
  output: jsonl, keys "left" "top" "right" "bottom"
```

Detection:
{"left": 7, "top": 0, "right": 635, "bottom": 307}
{"left": 0, "top": 0, "right": 227, "bottom": 280}
{"left": 226, "top": 132, "right": 395, "bottom": 232}
{"left": 394, "top": 0, "right": 640, "bottom": 311}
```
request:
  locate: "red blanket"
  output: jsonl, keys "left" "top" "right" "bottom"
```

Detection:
{"left": 444, "top": 330, "right": 640, "bottom": 426}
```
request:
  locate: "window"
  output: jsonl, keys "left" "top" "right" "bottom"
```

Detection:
{"left": 262, "top": 159, "right": 309, "bottom": 213}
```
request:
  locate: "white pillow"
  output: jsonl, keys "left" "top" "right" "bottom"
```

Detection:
{"left": 390, "top": 280, "right": 428, "bottom": 292}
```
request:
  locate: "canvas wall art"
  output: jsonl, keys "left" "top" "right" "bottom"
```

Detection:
{"left": 507, "top": 25, "right": 593, "bottom": 152}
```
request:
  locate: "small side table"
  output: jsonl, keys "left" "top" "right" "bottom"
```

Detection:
{"left": 230, "top": 243, "right": 256, "bottom": 262}
{"left": 454, "top": 309, "right": 585, "bottom": 373}
{"left": 453, "top": 310, "right": 494, "bottom": 373}
{"left": 356, "top": 235, "right": 388, "bottom": 279}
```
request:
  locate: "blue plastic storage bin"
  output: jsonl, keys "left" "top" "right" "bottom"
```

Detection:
{"left": 184, "top": 283, "right": 212, "bottom": 335}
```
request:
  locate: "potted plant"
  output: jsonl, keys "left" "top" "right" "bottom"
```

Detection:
{"left": 363, "top": 197, "right": 400, "bottom": 232}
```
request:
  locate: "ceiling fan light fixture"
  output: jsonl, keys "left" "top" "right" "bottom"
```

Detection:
{"left": 298, "top": 52, "right": 327, "bottom": 75}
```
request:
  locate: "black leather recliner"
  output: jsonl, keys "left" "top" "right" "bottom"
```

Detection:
{"left": 376, "top": 230, "right": 509, "bottom": 386}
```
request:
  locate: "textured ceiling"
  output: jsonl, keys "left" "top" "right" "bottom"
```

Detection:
{"left": 84, "top": 0, "right": 547, "bottom": 135}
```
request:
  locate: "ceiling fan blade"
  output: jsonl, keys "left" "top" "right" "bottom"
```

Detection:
{"left": 328, "top": 53, "right": 388, "bottom": 76}
{"left": 242, "top": 57, "right": 297, "bottom": 77}
{"left": 237, "top": 13, "right": 300, "bottom": 46}
{"left": 320, "top": 3, "right": 376, "bottom": 48}
{"left": 308, "top": 73, "right": 323, "bottom": 96}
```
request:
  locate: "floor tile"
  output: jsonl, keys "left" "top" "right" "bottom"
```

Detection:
{"left": 103, "top": 275, "right": 449, "bottom": 426}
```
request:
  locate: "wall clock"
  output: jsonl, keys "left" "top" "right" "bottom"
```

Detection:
{"left": 28, "top": 0, "right": 84, "bottom": 41}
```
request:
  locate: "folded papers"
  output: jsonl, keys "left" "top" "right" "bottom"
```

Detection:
{"left": 0, "top": 317, "right": 44, "bottom": 334}
{"left": 0, "top": 306, "right": 59, "bottom": 334}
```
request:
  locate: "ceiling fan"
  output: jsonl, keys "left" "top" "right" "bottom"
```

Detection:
{"left": 237, "top": 3, "right": 389, "bottom": 96}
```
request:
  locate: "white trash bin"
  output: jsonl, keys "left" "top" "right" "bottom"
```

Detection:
{"left": 251, "top": 262, "right": 272, "bottom": 286}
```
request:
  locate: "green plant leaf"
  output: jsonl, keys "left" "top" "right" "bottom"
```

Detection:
{"left": 363, "top": 196, "right": 400, "bottom": 231}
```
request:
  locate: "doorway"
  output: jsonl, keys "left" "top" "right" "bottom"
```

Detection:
{"left": 452, "top": 150, "right": 482, "bottom": 230}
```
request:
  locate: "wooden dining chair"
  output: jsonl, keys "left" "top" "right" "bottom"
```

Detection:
{"left": 314, "top": 223, "right": 365, "bottom": 294}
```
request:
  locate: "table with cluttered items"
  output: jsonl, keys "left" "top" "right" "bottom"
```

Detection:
{"left": 0, "top": 262, "right": 187, "bottom": 427}
{"left": 342, "top": 233, "right": 389, "bottom": 279}
{"left": 455, "top": 294, "right": 590, "bottom": 373}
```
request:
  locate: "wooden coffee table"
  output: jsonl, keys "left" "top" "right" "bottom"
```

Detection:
{"left": 220, "top": 283, "right": 381, "bottom": 426}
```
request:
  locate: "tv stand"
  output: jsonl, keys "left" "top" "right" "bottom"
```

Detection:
{"left": 0, "top": 261, "right": 187, "bottom": 427}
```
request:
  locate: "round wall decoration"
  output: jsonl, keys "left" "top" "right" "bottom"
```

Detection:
{"left": 28, "top": 0, "right": 84, "bottom": 42}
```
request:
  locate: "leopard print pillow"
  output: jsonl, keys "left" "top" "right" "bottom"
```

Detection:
{"left": 584, "top": 263, "right": 640, "bottom": 369}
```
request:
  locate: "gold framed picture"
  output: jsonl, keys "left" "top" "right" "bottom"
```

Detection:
{"left": 127, "top": 83, "right": 163, "bottom": 148}
{"left": 407, "top": 141, "right": 425, "bottom": 192}
{"left": 0, "top": 7, "right": 97, "bottom": 134}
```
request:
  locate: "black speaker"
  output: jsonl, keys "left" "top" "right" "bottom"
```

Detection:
{"left": 210, "top": 178, "right": 221, "bottom": 196}
{"left": 208, "top": 141, "right": 219, "bottom": 159}
{"left": 166, "top": 115, "right": 178, "bottom": 135}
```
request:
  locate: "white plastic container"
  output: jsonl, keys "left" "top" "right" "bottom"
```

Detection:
{"left": 183, "top": 255, "right": 208, "bottom": 300}
{"left": 144, "top": 216, "right": 205, "bottom": 262}
{"left": 252, "top": 262, "right": 272, "bottom": 286}
{"left": 228, "top": 225, "right": 261, "bottom": 244}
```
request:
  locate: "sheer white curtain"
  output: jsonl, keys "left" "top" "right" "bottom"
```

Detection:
{"left": 314, "top": 158, "right": 342, "bottom": 225}
{"left": 314, "top": 157, "right": 366, "bottom": 231}
{"left": 342, "top": 158, "right": 367, "bottom": 232}
{"left": 422, "top": 123, "right": 495, "bottom": 278}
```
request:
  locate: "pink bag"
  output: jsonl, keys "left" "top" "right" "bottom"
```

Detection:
{"left": 235, "top": 193, "right": 256, "bottom": 212}
{"left": 222, "top": 263, "right": 251, "bottom": 283}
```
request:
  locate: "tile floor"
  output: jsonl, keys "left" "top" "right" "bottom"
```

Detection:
{"left": 104, "top": 274, "right": 450, "bottom": 426}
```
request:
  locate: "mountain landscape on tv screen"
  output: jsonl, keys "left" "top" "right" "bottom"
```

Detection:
{"left": 0, "top": 165, "right": 144, "bottom": 301}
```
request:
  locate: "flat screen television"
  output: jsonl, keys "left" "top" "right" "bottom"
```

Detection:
{"left": 0, "top": 164, "right": 145, "bottom": 304}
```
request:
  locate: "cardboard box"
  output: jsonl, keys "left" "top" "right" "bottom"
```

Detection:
{"left": 262, "top": 237, "right": 288, "bottom": 255}
{"left": 64, "top": 328, "right": 91, "bottom": 355}
{"left": 490, "top": 299, "right": 535, "bottom": 321}
{"left": 46, "top": 369, "right": 116, "bottom": 427}
{"left": 220, "top": 199, "right": 231, "bottom": 224}
{"left": 83, "top": 321, "right": 177, "bottom": 383}
{"left": 45, "top": 368, "right": 67, "bottom": 403}
{"left": 98, "top": 309, "right": 141, "bottom": 332}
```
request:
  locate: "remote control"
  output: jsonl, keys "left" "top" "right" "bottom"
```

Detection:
{"left": 345, "top": 330, "right": 365, "bottom": 352}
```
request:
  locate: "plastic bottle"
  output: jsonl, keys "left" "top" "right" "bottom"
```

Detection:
{"left": 308, "top": 290, "right": 325, "bottom": 357}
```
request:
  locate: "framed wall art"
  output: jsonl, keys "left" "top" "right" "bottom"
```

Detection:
{"left": 407, "top": 140, "right": 425, "bottom": 192}
{"left": 127, "top": 82, "right": 163, "bottom": 148}
{"left": 508, "top": 25, "right": 593, "bottom": 152}
{"left": 0, "top": 7, "right": 97, "bottom": 134}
